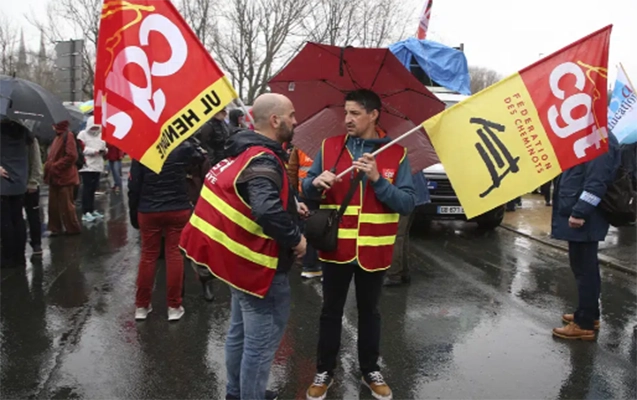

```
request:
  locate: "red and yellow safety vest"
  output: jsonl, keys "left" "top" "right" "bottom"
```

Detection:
{"left": 179, "top": 146, "right": 290, "bottom": 298}
{"left": 319, "top": 134, "right": 405, "bottom": 271}
{"left": 297, "top": 149, "right": 313, "bottom": 193}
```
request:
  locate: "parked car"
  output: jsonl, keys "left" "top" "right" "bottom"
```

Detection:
{"left": 416, "top": 87, "right": 506, "bottom": 230}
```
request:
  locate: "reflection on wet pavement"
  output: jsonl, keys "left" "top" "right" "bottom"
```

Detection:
{"left": 1, "top": 194, "right": 635, "bottom": 399}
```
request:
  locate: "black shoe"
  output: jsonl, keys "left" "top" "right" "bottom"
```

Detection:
{"left": 401, "top": 275, "right": 412, "bottom": 284}
{"left": 201, "top": 279, "right": 215, "bottom": 302}
{"left": 31, "top": 244, "right": 43, "bottom": 256}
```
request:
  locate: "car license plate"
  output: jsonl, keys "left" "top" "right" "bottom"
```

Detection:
{"left": 438, "top": 206, "right": 464, "bottom": 214}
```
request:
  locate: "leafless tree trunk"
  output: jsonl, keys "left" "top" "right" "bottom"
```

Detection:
{"left": 212, "top": 0, "right": 313, "bottom": 104}
{"left": 469, "top": 66, "right": 502, "bottom": 94}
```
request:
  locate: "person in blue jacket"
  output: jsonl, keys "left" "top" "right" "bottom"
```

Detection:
{"left": 302, "top": 89, "right": 415, "bottom": 400}
{"left": 551, "top": 133, "right": 620, "bottom": 341}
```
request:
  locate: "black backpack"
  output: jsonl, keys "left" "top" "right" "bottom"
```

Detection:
{"left": 600, "top": 166, "right": 637, "bottom": 227}
{"left": 62, "top": 131, "right": 87, "bottom": 169}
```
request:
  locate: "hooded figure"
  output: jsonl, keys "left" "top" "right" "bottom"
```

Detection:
{"left": 77, "top": 116, "right": 107, "bottom": 222}
{"left": 228, "top": 109, "right": 246, "bottom": 135}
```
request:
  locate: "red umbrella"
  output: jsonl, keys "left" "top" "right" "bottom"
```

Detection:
{"left": 268, "top": 42, "right": 446, "bottom": 172}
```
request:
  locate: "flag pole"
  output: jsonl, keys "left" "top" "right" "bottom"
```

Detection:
{"left": 620, "top": 62, "right": 637, "bottom": 92}
{"left": 335, "top": 124, "right": 424, "bottom": 179}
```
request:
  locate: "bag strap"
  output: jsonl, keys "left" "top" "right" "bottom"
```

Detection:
{"left": 329, "top": 136, "right": 349, "bottom": 173}
{"left": 336, "top": 171, "right": 364, "bottom": 218}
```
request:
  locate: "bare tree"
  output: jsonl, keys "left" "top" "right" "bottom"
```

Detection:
{"left": 29, "top": 0, "right": 101, "bottom": 98}
{"left": 302, "top": 0, "right": 409, "bottom": 48}
{"left": 0, "top": 16, "right": 19, "bottom": 76}
{"left": 469, "top": 66, "right": 502, "bottom": 94}
{"left": 212, "top": 0, "right": 313, "bottom": 103}
{"left": 178, "top": 0, "right": 219, "bottom": 51}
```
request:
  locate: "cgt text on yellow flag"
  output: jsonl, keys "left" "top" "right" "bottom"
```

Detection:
{"left": 422, "top": 73, "right": 561, "bottom": 219}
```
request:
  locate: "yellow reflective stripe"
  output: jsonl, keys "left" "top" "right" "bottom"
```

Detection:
{"left": 200, "top": 186, "right": 268, "bottom": 239}
{"left": 359, "top": 213, "right": 399, "bottom": 224}
{"left": 338, "top": 229, "right": 358, "bottom": 239}
{"left": 190, "top": 214, "right": 278, "bottom": 269}
{"left": 320, "top": 204, "right": 360, "bottom": 216}
{"left": 358, "top": 235, "right": 396, "bottom": 247}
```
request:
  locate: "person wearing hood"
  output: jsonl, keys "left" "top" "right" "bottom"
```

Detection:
{"left": 43, "top": 120, "right": 81, "bottom": 236}
{"left": 0, "top": 118, "right": 30, "bottom": 267}
{"left": 196, "top": 108, "right": 230, "bottom": 166}
{"left": 77, "top": 116, "right": 107, "bottom": 223}
{"left": 302, "top": 89, "right": 416, "bottom": 400}
{"left": 228, "top": 109, "right": 246, "bottom": 135}
{"left": 179, "top": 93, "right": 307, "bottom": 400}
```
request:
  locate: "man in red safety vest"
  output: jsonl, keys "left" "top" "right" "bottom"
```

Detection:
{"left": 180, "top": 93, "right": 308, "bottom": 400}
{"left": 302, "top": 89, "right": 416, "bottom": 400}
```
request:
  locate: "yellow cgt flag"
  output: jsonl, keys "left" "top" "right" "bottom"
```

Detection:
{"left": 422, "top": 26, "right": 612, "bottom": 219}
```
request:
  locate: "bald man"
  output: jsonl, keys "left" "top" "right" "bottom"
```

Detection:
{"left": 182, "top": 94, "right": 307, "bottom": 400}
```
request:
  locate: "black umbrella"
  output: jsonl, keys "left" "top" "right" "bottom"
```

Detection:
{"left": 22, "top": 105, "right": 86, "bottom": 145}
{"left": 0, "top": 75, "right": 71, "bottom": 127}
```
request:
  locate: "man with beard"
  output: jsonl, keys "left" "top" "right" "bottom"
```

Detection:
{"left": 180, "top": 93, "right": 307, "bottom": 400}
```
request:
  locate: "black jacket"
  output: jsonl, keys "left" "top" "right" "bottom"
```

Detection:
{"left": 197, "top": 118, "right": 230, "bottom": 166}
{"left": 226, "top": 130, "right": 302, "bottom": 273}
{"left": 128, "top": 141, "right": 198, "bottom": 227}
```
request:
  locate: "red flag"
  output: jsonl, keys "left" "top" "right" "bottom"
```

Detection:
{"left": 94, "top": 0, "right": 237, "bottom": 173}
{"left": 416, "top": 0, "right": 433, "bottom": 40}
{"left": 423, "top": 25, "right": 612, "bottom": 218}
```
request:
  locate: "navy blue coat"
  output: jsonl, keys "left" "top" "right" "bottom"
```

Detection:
{"left": 551, "top": 134, "right": 620, "bottom": 242}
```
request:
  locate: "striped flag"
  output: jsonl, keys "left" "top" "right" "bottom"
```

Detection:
{"left": 416, "top": 0, "right": 433, "bottom": 39}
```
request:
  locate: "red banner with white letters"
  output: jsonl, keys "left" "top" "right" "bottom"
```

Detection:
{"left": 94, "top": 0, "right": 237, "bottom": 173}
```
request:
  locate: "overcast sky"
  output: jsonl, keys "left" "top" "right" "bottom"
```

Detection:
{"left": 7, "top": 0, "right": 637, "bottom": 86}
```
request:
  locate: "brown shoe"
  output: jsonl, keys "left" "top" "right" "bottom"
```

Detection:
{"left": 562, "top": 314, "right": 600, "bottom": 330}
{"left": 362, "top": 372, "right": 392, "bottom": 400}
{"left": 553, "top": 322, "right": 596, "bottom": 341}
{"left": 306, "top": 372, "right": 333, "bottom": 400}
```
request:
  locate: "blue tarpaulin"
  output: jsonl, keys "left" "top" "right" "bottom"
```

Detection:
{"left": 389, "top": 38, "right": 471, "bottom": 95}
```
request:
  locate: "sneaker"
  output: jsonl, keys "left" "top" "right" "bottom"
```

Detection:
{"left": 552, "top": 322, "right": 596, "bottom": 341}
{"left": 135, "top": 305, "right": 153, "bottom": 320}
{"left": 362, "top": 371, "right": 392, "bottom": 400}
{"left": 31, "top": 244, "right": 43, "bottom": 256}
{"left": 306, "top": 372, "right": 333, "bottom": 400}
{"left": 92, "top": 211, "right": 104, "bottom": 219}
{"left": 168, "top": 306, "right": 185, "bottom": 321}
{"left": 301, "top": 269, "right": 323, "bottom": 279}
{"left": 562, "top": 314, "right": 600, "bottom": 330}
{"left": 82, "top": 213, "right": 96, "bottom": 222}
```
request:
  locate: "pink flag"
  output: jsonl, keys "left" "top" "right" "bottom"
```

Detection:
{"left": 416, "top": 0, "right": 433, "bottom": 39}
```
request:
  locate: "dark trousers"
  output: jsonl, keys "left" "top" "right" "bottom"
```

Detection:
{"left": 81, "top": 172, "right": 101, "bottom": 214}
{"left": 1, "top": 195, "right": 27, "bottom": 267}
{"left": 24, "top": 189, "right": 42, "bottom": 247}
{"left": 541, "top": 181, "right": 553, "bottom": 204}
{"left": 301, "top": 198, "right": 319, "bottom": 271}
{"left": 317, "top": 263, "right": 385, "bottom": 375}
{"left": 387, "top": 213, "right": 415, "bottom": 281}
{"left": 568, "top": 241, "right": 601, "bottom": 330}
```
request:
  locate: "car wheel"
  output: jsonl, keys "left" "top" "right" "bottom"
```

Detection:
{"left": 476, "top": 206, "right": 505, "bottom": 230}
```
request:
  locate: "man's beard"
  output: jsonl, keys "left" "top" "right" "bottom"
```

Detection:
{"left": 277, "top": 124, "right": 295, "bottom": 143}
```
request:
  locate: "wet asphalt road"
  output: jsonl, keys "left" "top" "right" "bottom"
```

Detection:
{"left": 1, "top": 191, "right": 636, "bottom": 400}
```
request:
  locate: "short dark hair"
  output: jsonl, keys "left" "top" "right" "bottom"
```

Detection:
{"left": 345, "top": 89, "right": 382, "bottom": 123}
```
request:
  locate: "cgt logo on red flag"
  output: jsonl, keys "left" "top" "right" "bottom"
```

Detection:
{"left": 94, "top": 0, "right": 237, "bottom": 173}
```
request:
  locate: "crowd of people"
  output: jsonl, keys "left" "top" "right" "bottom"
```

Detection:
{"left": 0, "top": 85, "right": 626, "bottom": 400}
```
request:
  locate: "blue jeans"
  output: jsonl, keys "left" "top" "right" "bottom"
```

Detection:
{"left": 225, "top": 273, "right": 291, "bottom": 400}
{"left": 109, "top": 160, "right": 122, "bottom": 188}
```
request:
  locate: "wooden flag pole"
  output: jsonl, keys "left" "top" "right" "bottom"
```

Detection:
{"left": 620, "top": 62, "right": 637, "bottom": 92}
{"left": 336, "top": 124, "right": 424, "bottom": 179}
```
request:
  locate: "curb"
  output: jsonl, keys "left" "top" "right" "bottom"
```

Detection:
{"left": 499, "top": 224, "right": 635, "bottom": 276}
